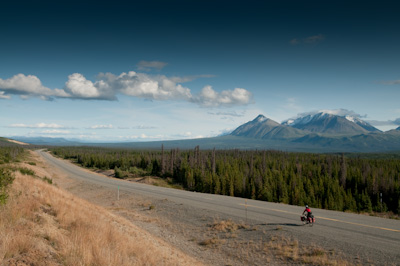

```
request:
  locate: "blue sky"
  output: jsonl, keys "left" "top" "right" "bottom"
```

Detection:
{"left": 1, "top": 0, "right": 400, "bottom": 142}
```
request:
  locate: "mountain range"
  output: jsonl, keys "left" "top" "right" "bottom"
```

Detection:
{"left": 7, "top": 112, "right": 400, "bottom": 152}
{"left": 232, "top": 112, "right": 382, "bottom": 138}
{"left": 229, "top": 112, "right": 400, "bottom": 152}
{"left": 282, "top": 112, "right": 380, "bottom": 134}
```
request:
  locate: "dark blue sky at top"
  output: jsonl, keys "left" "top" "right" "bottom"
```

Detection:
{"left": 2, "top": 0, "right": 400, "bottom": 141}
{"left": 1, "top": 0, "right": 400, "bottom": 92}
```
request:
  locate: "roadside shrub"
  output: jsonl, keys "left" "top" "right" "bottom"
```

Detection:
{"left": 43, "top": 176, "right": 53, "bottom": 184}
{"left": 114, "top": 167, "right": 128, "bottom": 179}
{"left": 17, "top": 167, "right": 35, "bottom": 176}
{"left": 0, "top": 168, "right": 14, "bottom": 204}
{"left": 128, "top": 166, "right": 147, "bottom": 177}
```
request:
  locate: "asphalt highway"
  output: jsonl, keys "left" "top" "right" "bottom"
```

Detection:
{"left": 37, "top": 150, "right": 400, "bottom": 264}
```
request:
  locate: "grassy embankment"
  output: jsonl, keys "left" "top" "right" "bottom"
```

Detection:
{"left": 0, "top": 150, "right": 201, "bottom": 266}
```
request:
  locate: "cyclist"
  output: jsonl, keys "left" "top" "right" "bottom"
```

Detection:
{"left": 303, "top": 205, "right": 313, "bottom": 220}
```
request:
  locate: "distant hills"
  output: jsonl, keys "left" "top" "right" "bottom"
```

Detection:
{"left": 8, "top": 137, "right": 80, "bottom": 146}
{"left": 7, "top": 112, "right": 400, "bottom": 152}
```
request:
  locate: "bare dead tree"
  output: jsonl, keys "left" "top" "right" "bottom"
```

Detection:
{"left": 212, "top": 147, "right": 216, "bottom": 174}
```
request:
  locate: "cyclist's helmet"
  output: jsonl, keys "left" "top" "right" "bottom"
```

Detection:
{"left": 305, "top": 205, "right": 308, "bottom": 208}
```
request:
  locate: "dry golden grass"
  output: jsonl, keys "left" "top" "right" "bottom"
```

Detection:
{"left": 198, "top": 237, "right": 226, "bottom": 247}
{"left": 264, "top": 235, "right": 352, "bottom": 266}
{"left": 0, "top": 168, "right": 202, "bottom": 266}
{"left": 209, "top": 219, "right": 248, "bottom": 232}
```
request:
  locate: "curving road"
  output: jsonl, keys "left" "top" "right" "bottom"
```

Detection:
{"left": 37, "top": 150, "right": 400, "bottom": 264}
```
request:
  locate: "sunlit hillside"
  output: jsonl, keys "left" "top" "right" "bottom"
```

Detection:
{"left": 0, "top": 155, "right": 202, "bottom": 266}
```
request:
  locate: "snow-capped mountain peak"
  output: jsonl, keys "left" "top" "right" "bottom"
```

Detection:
{"left": 345, "top": 115, "right": 356, "bottom": 123}
{"left": 282, "top": 111, "right": 380, "bottom": 134}
{"left": 255, "top": 114, "right": 267, "bottom": 122}
{"left": 282, "top": 112, "right": 332, "bottom": 126}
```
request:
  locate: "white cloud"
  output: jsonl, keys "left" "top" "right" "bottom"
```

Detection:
{"left": 88, "top": 124, "right": 113, "bottom": 129}
{"left": 192, "top": 86, "right": 253, "bottom": 107}
{"left": 109, "top": 71, "right": 193, "bottom": 101}
{"left": 41, "top": 129, "right": 71, "bottom": 134}
{"left": 0, "top": 74, "right": 69, "bottom": 100}
{"left": 0, "top": 91, "right": 10, "bottom": 99}
{"left": 65, "top": 73, "right": 101, "bottom": 98}
{"left": 0, "top": 69, "right": 253, "bottom": 107}
{"left": 137, "top": 60, "right": 168, "bottom": 71}
{"left": 9, "top": 123, "right": 66, "bottom": 128}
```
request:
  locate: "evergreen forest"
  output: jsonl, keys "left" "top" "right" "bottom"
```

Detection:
{"left": 49, "top": 146, "right": 400, "bottom": 214}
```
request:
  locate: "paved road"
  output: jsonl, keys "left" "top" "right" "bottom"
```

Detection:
{"left": 37, "top": 150, "right": 400, "bottom": 264}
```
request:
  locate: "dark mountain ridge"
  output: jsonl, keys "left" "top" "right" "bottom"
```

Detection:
{"left": 227, "top": 114, "right": 400, "bottom": 152}
{"left": 230, "top": 115, "right": 307, "bottom": 139}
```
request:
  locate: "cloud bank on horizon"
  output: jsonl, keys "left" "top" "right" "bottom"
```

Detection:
{"left": 0, "top": 66, "right": 253, "bottom": 108}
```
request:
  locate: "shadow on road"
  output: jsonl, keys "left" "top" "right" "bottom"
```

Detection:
{"left": 259, "top": 223, "right": 303, "bottom": 227}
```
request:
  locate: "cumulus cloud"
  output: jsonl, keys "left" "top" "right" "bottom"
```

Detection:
{"left": 65, "top": 73, "right": 99, "bottom": 99}
{"left": 0, "top": 70, "right": 253, "bottom": 107}
{"left": 0, "top": 74, "right": 69, "bottom": 100}
{"left": 104, "top": 71, "right": 193, "bottom": 101}
{"left": 94, "top": 71, "right": 251, "bottom": 106}
{"left": 290, "top": 34, "right": 325, "bottom": 45}
{"left": 192, "top": 86, "right": 253, "bottom": 107}
{"left": 137, "top": 60, "right": 168, "bottom": 71}
{"left": 9, "top": 123, "right": 66, "bottom": 128}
